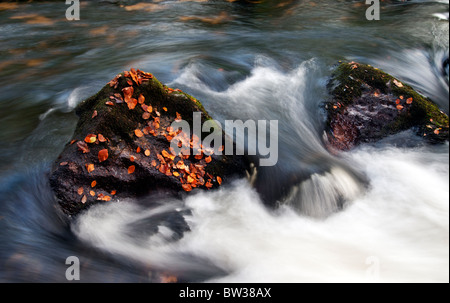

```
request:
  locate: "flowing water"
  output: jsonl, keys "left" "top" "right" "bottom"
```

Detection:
{"left": 0, "top": 0, "right": 448, "bottom": 283}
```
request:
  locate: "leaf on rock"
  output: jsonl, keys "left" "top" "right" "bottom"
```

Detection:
{"left": 128, "top": 165, "right": 135, "bottom": 174}
{"left": 135, "top": 129, "right": 144, "bottom": 138}
{"left": 86, "top": 163, "right": 95, "bottom": 173}
{"left": 98, "top": 149, "right": 109, "bottom": 162}
{"left": 85, "top": 134, "right": 97, "bottom": 144}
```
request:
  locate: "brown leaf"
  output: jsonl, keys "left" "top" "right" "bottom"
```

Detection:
{"left": 142, "top": 112, "right": 151, "bottom": 120}
{"left": 98, "top": 134, "right": 107, "bottom": 142}
{"left": 92, "top": 110, "right": 98, "bottom": 119}
{"left": 406, "top": 97, "right": 413, "bottom": 105}
{"left": 85, "top": 134, "right": 97, "bottom": 144}
{"left": 396, "top": 105, "right": 404, "bottom": 111}
{"left": 182, "top": 184, "right": 192, "bottom": 192}
{"left": 205, "top": 156, "right": 212, "bottom": 163}
{"left": 86, "top": 163, "right": 95, "bottom": 173}
{"left": 98, "top": 149, "right": 109, "bottom": 162}
{"left": 81, "top": 195, "right": 87, "bottom": 204}
{"left": 127, "top": 98, "right": 138, "bottom": 110}
{"left": 135, "top": 129, "right": 144, "bottom": 138}
{"left": 138, "top": 94, "right": 145, "bottom": 104}
{"left": 77, "top": 187, "right": 84, "bottom": 195}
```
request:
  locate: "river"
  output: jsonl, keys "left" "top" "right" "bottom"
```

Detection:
{"left": 0, "top": 0, "right": 448, "bottom": 282}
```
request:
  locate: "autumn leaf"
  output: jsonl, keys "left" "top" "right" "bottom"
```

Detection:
{"left": 111, "top": 190, "right": 117, "bottom": 195}
{"left": 81, "top": 195, "right": 87, "bottom": 204}
{"left": 91, "top": 180, "right": 97, "bottom": 188}
{"left": 173, "top": 171, "right": 180, "bottom": 177}
{"left": 163, "top": 107, "right": 168, "bottom": 112}
{"left": 136, "top": 147, "right": 141, "bottom": 153}
{"left": 182, "top": 184, "right": 192, "bottom": 192}
{"left": 395, "top": 99, "right": 400, "bottom": 105}
{"left": 135, "top": 129, "right": 144, "bottom": 138}
{"left": 127, "top": 98, "right": 138, "bottom": 110}
{"left": 142, "top": 112, "right": 151, "bottom": 120}
{"left": 151, "top": 160, "right": 157, "bottom": 167}
{"left": 138, "top": 94, "right": 145, "bottom": 104}
{"left": 101, "top": 195, "right": 111, "bottom": 202}
{"left": 128, "top": 165, "right": 135, "bottom": 174}
{"left": 85, "top": 134, "right": 97, "bottom": 144}
{"left": 144, "top": 149, "right": 150, "bottom": 156}
{"left": 130, "top": 156, "right": 135, "bottom": 162}
{"left": 60, "top": 162, "right": 68, "bottom": 166}
{"left": 393, "top": 79, "right": 403, "bottom": 88}
{"left": 106, "top": 101, "right": 114, "bottom": 106}
{"left": 396, "top": 104, "right": 404, "bottom": 111}
{"left": 205, "top": 156, "right": 212, "bottom": 163}
{"left": 98, "top": 134, "right": 107, "bottom": 142}
{"left": 70, "top": 140, "right": 76, "bottom": 145}
{"left": 90, "top": 190, "right": 96, "bottom": 197}
{"left": 406, "top": 97, "right": 413, "bottom": 104}
{"left": 217, "top": 176, "right": 222, "bottom": 185}
{"left": 434, "top": 129, "right": 440, "bottom": 135}
{"left": 86, "top": 163, "right": 95, "bottom": 173}
{"left": 77, "top": 187, "right": 84, "bottom": 195}
{"left": 92, "top": 110, "right": 98, "bottom": 119}
{"left": 98, "top": 149, "right": 109, "bottom": 162}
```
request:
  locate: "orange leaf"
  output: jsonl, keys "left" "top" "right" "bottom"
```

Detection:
{"left": 92, "top": 110, "right": 98, "bottom": 119}
{"left": 90, "top": 190, "right": 96, "bottom": 197}
{"left": 60, "top": 162, "right": 68, "bottom": 166}
{"left": 396, "top": 105, "right": 404, "bottom": 111}
{"left": 127, "top": 98, "right": 138, "bottom": 110}
{"left": 77, "top": 187, "right": 84, "bottom": 195}
{"left": 151, "top": 160, "right": 157, "bottom": 167}
{"left": 205, "top": 156, "right": 212, "bottom": 163}
{"left": 135, "top": 129, "right": 144, "bottom": 138}
{"left": 98, "top": 149, "right": 109, "bottom": 162}
{"left": 86, "top": 163, "right": 95, "bottom": 173}
{"left": 91, "top": 180, "right": 97, "bottom": 188}
{"left": 182, "top": 184, "right": 192, "bottom": 192}
{"left": 136, "top": 147, "right": 141, "bottom": 153}
{"left": 217, "top": 176, "right": 222, "bottom": 185}
{"left": 102, "top": 195, "right": 111, "bottom": 202}
{"left": 406, "top": 97, "right": 413, "bottom": 104}
{"left": 70, "top": 140, "right": 76, "bottom": 145}
{"left": 393, "top": 79, "right": 403, "bottom": 88}
{"left": 85, "top": 134, "right": 97, "bottom": 144}
{"left": 98, "top": 134, "right": 107, "bottom": 142}
{"left": 128, "top": 165, "right": 135, "bottom": 174}
{"left": 173, "top": 171, "right": 180, "bottom": 177}
{"left": 106, "top": 101, "right": 114, "bottom": 106}
{"left": 138, "top": 94, "right": 145, "bottom": 104}
{"left": 111, "top": 190, "right": 117, "bottom": 195}
{"left": 147, "top": 105, "right": 153, "bottom": 113}
{"left": 395, "top": 99, "right": 400, "bottom": 105}
{"left": 142, "top": 112, "right": 151, "bottom": 120}
{"left": 130, "top": 156, "right": 135, "bottom": 162}
{"left": 434, "top": 129, "right": 440, "bottom": 135}
{"left": 163, "top": 107, "right": 167, "bottom": 112}
{"left": 144, "top": 149, "right": 150, "bottom": 156}
{"left": 81, "top": 195, "right": 87, "bottom": 204}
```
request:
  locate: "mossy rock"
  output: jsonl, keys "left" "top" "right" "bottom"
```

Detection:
{"left": 325, "top": 62, "right": 449, "bottom": 150}
{"left": 49, "top": 69, "right": 251, "bottom": 217}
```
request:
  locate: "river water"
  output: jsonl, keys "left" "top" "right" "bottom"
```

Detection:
{"left": 0, "top": 0, "right": 448, "bottom": 283}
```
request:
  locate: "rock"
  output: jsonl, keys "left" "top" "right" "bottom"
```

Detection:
{"left": 325, "top": 62, "right": 449, "bottom": 151}
{"left": 49, "top": 69, "right": 250, "bottom": 216}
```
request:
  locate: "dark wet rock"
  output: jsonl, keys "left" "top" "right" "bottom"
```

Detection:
{"left": 325, "top": 62, "right": 449, "bottom": 151}
{"left": 49, "top": 69, "right": 251, "bottom": 217}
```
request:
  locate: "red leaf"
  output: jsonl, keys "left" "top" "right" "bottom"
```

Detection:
{"left": 98, "top": 149, "right": 109, "bottom": 162}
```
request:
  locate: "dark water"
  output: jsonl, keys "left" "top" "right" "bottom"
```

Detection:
{"left": 0, "top": 0, "right": 448, "bottom": 282}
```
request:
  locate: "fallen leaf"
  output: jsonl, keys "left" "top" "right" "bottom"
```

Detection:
{"left": 91, "top": 181, "right": 97, "bottom": 188}
{"left": 393, "top": 79, "right": 404, "bottom": 88}
{"left": 406, "top": 97, "right": 413, "bottom": 104}
{"left": 136, "top": 147, "right": 141, "bottom": 153}
{"left": 92, "top": 110, "right": 98, "bottom": 119}
{"left": 98, "top": 134, "right": 107, "bottom": 142}
{"left": 98, "top": 149, "right": 109, "bottom": 162}
{"left": 434, "top": 129, "right": 440, "bottom": 135}
{"left": 144, "top": 149, "right": 150, "bottom": 156}
{"left": 77, "top": 187, "right": 84, "bottom": 195}
{"left": 86, "top": 163, "right": 95, "bottom": 173}
{"left": 182, "top": 184, "right": 192, "bottom": 192}
{"left": 128, "top": 165, "right": 135, "bottom": 174}
{"left": 85, "top": 134, "right": 97, "bottom": 144}
{"left": 138, "top": 94, "right": 145, "bottom": 104}
{"left": 81, "top": 195, "right": 87, "bottom": 204}
{"left": 111, "top": 190, "right": 117, "bottom": 195}
{"left": 135, "top": 129, "right": 144, "bottom": 138}
{"left": 151, "top": 160, "right": 157, "bottom": 167}
{"left": 106, "top": 101, "right": 114, "bottom": 106}
{"left": 60, "top": 162, "right": 68, "bottom": 166}
{"left": 173, "top": 171, "right": 180, "bottom": 177}
{"left": 163, "top": 107, "right": 168, "bottom": 112}
{"left": 142, "top": 112, "right": 151, "bottom": 120}
{"left": 90, "top": 190, "right": 96, "bottom": 197}
{"left": 217, "top": 176, "right": 222, "bottom": 185}
{"left": 70, "top": 140, "right": 76, "bottom": 145}
{"left": 127, "top": 98, "right": 138, "bottom": 110}
{"left": 205, "top": 156, "right": 212, "bottom": 163}
{"left": 395, "top": 99, "right": 400, "bottom": 105}
{"left": 396, "top": 105, "right": 404, "bottom": 110}
{"left": 130, "top": 156, "right": 135, "bottom": 162}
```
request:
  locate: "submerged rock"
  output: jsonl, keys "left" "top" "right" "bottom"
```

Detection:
{"left": 49, "top": 69, "right": 250, "bottom": 216}
{"left": 325, "top": 62, "right": 449, "bottom": 151}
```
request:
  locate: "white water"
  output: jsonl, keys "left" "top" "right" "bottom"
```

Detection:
{"left": 74, "top": 60, "right": 449, "bottom": 283}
